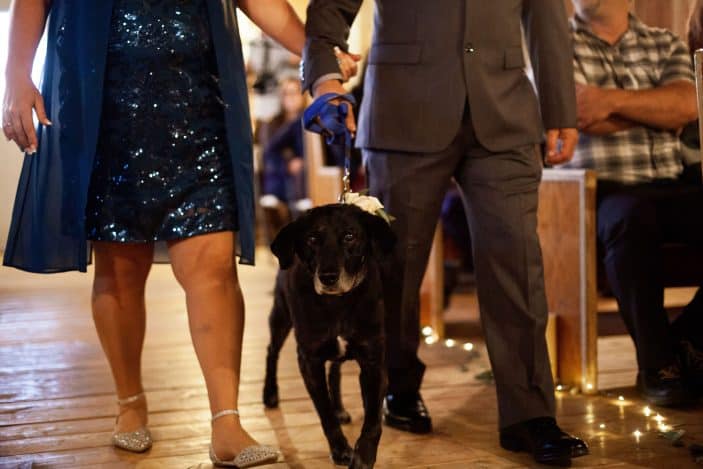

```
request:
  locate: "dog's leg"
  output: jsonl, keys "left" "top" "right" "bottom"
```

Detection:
{"left": 263, "top": 298, "right": 292, "bottom": 408}
{"left": 351, "top": 344, "right": 387, "bottom": 469}
{"left": 328, "top": 360, "right": 351, "bottom": 424}
{"left": 298, "top": 351, "right": 353, "bottom": 465}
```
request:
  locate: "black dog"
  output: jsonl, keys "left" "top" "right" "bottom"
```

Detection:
{"left": 263, "top": 203, "right": 395, "bottom": 469}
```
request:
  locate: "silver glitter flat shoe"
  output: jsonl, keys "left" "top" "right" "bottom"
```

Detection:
{"left": 112, "top": 392, "right": 152, "bottom": 453}
{"left": 209, "top": 409, "right": 280, "bottom": 467}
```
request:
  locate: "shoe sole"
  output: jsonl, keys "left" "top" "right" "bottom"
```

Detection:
{"left": 500, "top": 434, "right": 572, "bottom": 467}
{"left": 383, "top": 414, "right": 432, "bottom": 434}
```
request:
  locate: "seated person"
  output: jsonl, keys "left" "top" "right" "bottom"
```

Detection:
{"left": 562, "top": 0, "right": 703, "bottom": 406}
{"left": 258, "top": 78, "right": 307, "bottom": 235}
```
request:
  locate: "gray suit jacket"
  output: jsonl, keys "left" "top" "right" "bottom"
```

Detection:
{"left": 303, "top": 0, "right": 577, "bottom": 153}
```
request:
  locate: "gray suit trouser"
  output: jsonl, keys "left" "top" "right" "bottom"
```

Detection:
{"left": 365, "top": 105, "right": 556, "bottom": 429}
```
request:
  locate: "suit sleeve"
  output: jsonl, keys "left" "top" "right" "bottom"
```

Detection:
{"left": 522, "top": 0, "right": 577, "bottom": 130}
{"left": 302, "top": 0, "right": 364, "bottom": 92}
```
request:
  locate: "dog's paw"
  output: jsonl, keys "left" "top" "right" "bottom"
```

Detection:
{"left": 335, "top": 409, "right": 352, "bottom": 425}
{"left": 262, "top": 384, "right": 279, "bottom": 408}
{"left": 330, "top": 445, "right": 353, "bottom": 466}
{"left": 348, "top": 452, "right": 374, "bottom": 469}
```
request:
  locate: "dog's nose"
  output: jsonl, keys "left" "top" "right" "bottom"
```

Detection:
{"left": 318, "top": 271, "right": 339, "bottom": 286}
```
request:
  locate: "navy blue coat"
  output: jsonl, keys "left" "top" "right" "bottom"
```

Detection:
{"left": 3, "top": 0, "right": 255, "bottom": 273}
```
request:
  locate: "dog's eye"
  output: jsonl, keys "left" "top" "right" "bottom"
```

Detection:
{"left": 343, "top": 233, "right": 355, "bottom": 243}
{"left": 307, "top": 234, "right": 320, "bottom": 246}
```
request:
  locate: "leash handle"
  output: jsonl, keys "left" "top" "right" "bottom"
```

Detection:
{"left": 303, "top": 93, "right": 357, "bottom": 202}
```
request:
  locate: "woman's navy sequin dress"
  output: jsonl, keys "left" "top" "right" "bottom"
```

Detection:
{"left": 86, "top": 0, "right": 237, "bottom": 242}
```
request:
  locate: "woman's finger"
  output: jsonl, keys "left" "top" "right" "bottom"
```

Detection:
{"left": 34, "top": 93, "right": 52, "bottom": 126}
{"left": 19, "top": 106, "right": 38, "bottom": 153}
{"left": 9, "top": 110, "right": 30, "bottom": 150}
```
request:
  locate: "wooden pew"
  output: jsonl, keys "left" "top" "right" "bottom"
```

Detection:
{"left": 537, "top": 169, "right": 598, "bottom": 392}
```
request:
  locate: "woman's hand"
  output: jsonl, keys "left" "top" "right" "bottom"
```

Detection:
{"left": 2, "top": 73, "right": 51, "bottom": 154}
{"left": 334, "top": 46, "right": 361, "bottom": 82}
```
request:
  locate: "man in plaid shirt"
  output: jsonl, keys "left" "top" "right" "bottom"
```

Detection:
{"left": 564, "top": 0, "right": 702, "bottom": 406}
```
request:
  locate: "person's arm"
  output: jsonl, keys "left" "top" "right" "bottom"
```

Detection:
{"left": 238, "top": 0, "right": 305, "bottom": 56}
{"left": 522, "top": 0, "right": 578, "bottom": 164}
{"left": 2, "top": 0, "right": 52, "bottom": 153}
{"left": 303, "top": 0, "right": 363, "bottom": 93}
{"left": 600, "top": 81, "right": 696, "bottom": 130}
{"left": 239, "top": 0, "right": 359, "bottom": 82}
{"left": 304, "top": 0, "right": 364, "bottom": 133}
{"left": 577, "top": 33, "right": 697, "bottom": 132}
{"left": 581, "top": 116, "right": 636, "bottom": 135}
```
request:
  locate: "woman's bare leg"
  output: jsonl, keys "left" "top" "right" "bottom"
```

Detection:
{"left": 92, "top": 242, "right": 154, "bottom": 432}
{"left": 168, "top": 231, "right": 258, "bottom": 458}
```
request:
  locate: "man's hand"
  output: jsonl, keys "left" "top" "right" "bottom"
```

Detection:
{"left": 576, "top": 83, "right": 616, "bottom": 130}
{"left": 544, "top": 128, "right": 578, "bottom": 165}
{"left": 312, "top": 79, "right": 356, "bottom": 135}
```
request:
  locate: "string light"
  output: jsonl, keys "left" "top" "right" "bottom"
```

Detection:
{"left": 463, "top": 342, "right": 474, "bottom": 351}
{"left": 556, "top": 385, "right": 563, "bottom": 391}
{"left": 421, "top": 326, "right": 434, "bottom": 337}
{"left": 618, "top": 395, "right": 625, "bottom": 401}
{"left": 633, "top": 429, "right": 642, "bottom": 443}
{"left": 424, "top": 335, "right": 438, "bottom": 345}
{"left": 643, "top": 406, "right": 652, "bottom": 417}
{"left": 444, "top": 339, "right": 456, "bottom": 348}
{"left": 599, "top": 423, "right": 606, "bottom": 429}
{"left": 658, "top": 423, "right": 671, "bottom": 432}
{"left": 654, "top": 414, "right": 664, "bottom": 424}
{"left": 585, "top": 383, "right": 594, "bottom": 391}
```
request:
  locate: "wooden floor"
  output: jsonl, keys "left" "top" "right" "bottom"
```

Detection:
{"left": 1, "top": 250, "right": 702, "bottom": 469}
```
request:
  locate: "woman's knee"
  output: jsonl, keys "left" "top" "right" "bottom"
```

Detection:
{"left": 170, "top": 234, "right": 237, "bottom": 289}
{"left": 93, "top": 243, "right": 153, "bottom": 294}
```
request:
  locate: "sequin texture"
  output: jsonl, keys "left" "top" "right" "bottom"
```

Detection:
{"left": 86, "top": 0, "right": 237, "bottom": 242}
{"left": 112, "top": 427, "right": 153, "bottom": 453}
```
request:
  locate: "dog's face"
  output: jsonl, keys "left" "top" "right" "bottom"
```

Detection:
{"left": 271, "top": 204, "right": 396, "bottom": 295}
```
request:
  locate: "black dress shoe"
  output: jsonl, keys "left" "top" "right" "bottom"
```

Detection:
{"left": 383, "top": 393, "right": 432, "bottom": 434}
{"left": 500, "top": 417, "right": 588, "bottom": 467}
{"left": 637, "top": 363, "right": 692, "bottom": 407}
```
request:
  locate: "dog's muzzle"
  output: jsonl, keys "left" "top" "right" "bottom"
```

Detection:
{"left": 314, "top": 267, "right": 365, "bottom": 296}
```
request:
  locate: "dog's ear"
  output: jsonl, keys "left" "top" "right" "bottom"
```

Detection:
{"left": 270, "top": 220, "right": 300, "bottom": 269}
{"left": 361, "top": 212, "right": 396, "bottom": 257}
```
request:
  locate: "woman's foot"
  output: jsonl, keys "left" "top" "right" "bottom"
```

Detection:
{"left": 115, "top": 392, "right": 148, "bottom": 433}
{"left": 210, "top": 413, "right": 261, "bottom": 461}
{"left": 112, "top": 392, "right": 152, "bottom": 452}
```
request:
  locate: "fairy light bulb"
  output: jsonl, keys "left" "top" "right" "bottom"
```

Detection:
{"left": 421, "top": 326, "right": 433, "bottom": 337}
{"left": 463, "top": 342, "right": 474, "bottom": 351}
{"left": 444, "top": 339, "right": 456, "bottom": 348}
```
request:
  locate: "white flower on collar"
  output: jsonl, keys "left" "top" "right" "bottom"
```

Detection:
{"left": 342, "top": 192, "right": 393, "bottom": 224}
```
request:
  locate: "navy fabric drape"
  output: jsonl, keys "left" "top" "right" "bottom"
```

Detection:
{"left": 3, "top": 0, "right": 255, "bottom": 273}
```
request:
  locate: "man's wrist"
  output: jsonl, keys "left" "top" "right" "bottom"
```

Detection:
{"left": 312, "top": 74, "right": 344, "bottom": 97}
{"left": 607, "top": 88, "right": 628, "bottom": 116}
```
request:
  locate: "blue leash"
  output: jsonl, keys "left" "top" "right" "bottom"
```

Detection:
{"left": 303, "top": 93, "right": 357, "bottom": 201}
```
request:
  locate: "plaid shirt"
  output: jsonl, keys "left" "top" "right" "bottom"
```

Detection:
{"left": 562, "top": 14, "right": 694, "bottom": 183}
